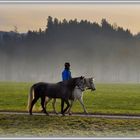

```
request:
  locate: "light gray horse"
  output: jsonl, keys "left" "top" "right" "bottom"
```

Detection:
{"left": 44, "top": 77, "right": 96, "bottom": 115}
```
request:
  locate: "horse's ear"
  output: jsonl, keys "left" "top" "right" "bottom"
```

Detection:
{"left": 80, "top": 76, "right": 84, "bottom": 79}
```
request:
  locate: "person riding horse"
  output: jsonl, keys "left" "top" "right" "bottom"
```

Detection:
{"left": 61, "top": 62, "right": 73, "bottom": 112}
{"left": 28, "top": 77, "right": 85, "bottom": 115}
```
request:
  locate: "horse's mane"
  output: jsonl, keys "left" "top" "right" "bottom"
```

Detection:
{"left": 33, "top": 77, "right": 82, "bottom": 87}
{"left": 58, "top": 77, "right": 81, "bottom": 84}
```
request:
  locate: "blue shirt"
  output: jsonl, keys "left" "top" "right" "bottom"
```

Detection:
{"left": 62, "top": 69, "right": 72, "bottom": 81}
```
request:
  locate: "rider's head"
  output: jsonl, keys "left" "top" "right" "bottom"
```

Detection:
{"left": 64, "top": 62, "right": 70, "bottom": 70}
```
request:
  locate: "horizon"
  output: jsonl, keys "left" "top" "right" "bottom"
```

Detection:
{"left": 0, "top": 4, "right": 140, "bottom": 35}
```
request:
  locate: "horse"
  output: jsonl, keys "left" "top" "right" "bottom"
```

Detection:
{"left": 44, "top": 77, "right": 96, "bottom": 115}
{"left": 28, "top": 76, "right": 85, "bottom": 116}
{"left": 67, "top": 77, "right": 96, "bottom": 115}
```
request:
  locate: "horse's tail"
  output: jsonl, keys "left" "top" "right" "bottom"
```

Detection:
{"left": 27, "top": 85, "right": 34, "bottom": 111}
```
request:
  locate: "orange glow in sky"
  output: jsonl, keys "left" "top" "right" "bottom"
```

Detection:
{"left": 0, "top": 4, "right": 140, "bottom": 34}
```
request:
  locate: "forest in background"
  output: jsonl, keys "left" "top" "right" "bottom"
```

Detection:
{"left": 0, "top": 16, "right": 140, "bottom": 83}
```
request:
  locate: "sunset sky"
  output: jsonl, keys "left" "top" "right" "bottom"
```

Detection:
{"left": 0, "top": 3, "right": 140, "bottom": 34}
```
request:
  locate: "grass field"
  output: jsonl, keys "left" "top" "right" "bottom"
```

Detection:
{"left": 1, "top": 82, "right": 140, "bottom": 137}
{"left": 1, "top": 82, "right": 140, "bottom": 115}
{"left": 1, "top": 114, "right": 140, "bottom": 137}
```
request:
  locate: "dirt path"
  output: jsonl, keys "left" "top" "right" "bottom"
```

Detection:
{"left": 1, "top": 111, "right": 140, "bottom": 119}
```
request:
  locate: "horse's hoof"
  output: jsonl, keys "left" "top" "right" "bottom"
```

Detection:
{"left": 69, "top": 112, "right": 72, "bottom": 115}
{"left": 84, "top": 112, "right": 88, "bottom": 115}
{"left": 29, "top": 113, "right": 32, "bottom": 115}
{"left": 55, "top": 112, "right": 59, "bottom": 115}
{"left": 62, "top": 114, "right": 65, "bottom": 116}
{"left": 53, "top": 111, "right": 58, "bottom": 115}
{"left": 46, "top": 113, "right": 49, "bottom": 116}
{"left": 41, "top": 110, "right": 44, "bottom": 113}
{"left": 44, "top": 111, "right": 49, "bottom": 116}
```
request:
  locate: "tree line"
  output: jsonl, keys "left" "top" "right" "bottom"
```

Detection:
{"left": 0, "top": 16, "right": 140, "bottom": 82}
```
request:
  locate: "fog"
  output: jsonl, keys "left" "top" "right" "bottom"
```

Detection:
{"left": 0, "top": 44, "right": 95, "bottom": 82}
{"left": 1, "top": 42, "right": 140, "bottom": 83}
{"left": 0, "top": 17, "right": 140, "bottom": 83}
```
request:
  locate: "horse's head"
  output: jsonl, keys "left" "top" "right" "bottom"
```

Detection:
{"left": 84, "top": 77, "right": 96, "bottom": 91}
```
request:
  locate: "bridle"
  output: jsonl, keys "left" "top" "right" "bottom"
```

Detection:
{"left": 75, "top": 85, "right": 85, "bottom": 92}
{"left": 75, "top": 78, "right": 85, "bottom": 92}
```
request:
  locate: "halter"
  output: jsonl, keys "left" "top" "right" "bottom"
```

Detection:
{"left": 75, "top": 85, "right": 85, "bottom": 92}
{"left": 84, "top": 78, "right": 95, "bottom": 91}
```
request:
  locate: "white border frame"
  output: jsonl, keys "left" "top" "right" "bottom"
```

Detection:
{"left": 1, "top": 1, "right": 140, "bottom": 139}
{"left": 0, "top": 1, "right": 140, "bottom": 3}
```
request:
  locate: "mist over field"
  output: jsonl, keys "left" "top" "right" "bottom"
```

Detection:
{"left": 0, "top": 16, "right": 140, "bottom": 83}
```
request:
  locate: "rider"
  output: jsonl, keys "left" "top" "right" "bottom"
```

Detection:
{"left": 61, "top": 62, "right": 73, "bottom": 114}
{"left": 62, "top": 62, "right": 72, "bottom": 81}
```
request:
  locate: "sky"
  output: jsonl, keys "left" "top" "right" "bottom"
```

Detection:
{"left": 0, "top": 3, "right": 140, "bottom": 34}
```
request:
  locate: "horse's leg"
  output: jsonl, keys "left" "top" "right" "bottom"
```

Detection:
{"left": 78, "top": 98, "right": 88, "bottom": 114}
{"left": 29, "top": 96, "right": 39, "bottom": 115}
{"left": 42, "top": 97, "right": 52, "bottom": 111}
{"left": 67, "top": 100, "right": 74, "bottom": 115}
{"left": 52, "top": 98, "right": 58, "bottom": 114}
{"left": 41, "top": 96, "right": 49, "bottom": 116}
{"left": 61, "top": 99, "right": 65, "bottom": 115}
{"left": 62, "top": 99, "right": 70, "bottom": 116}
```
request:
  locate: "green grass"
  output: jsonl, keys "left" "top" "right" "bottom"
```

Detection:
{"left": 1, "top": 82, "right": 140, "bottom": 137}
{"left": 1, "top": 114, "right": 140, "bottom": 137}
{"left": 0, "top": 82, "right": 32, "bottom": 111}
{"left": 84, "top": 83, "right": 140, "bottom": 115}
{"left": 1, "top": 82, "right": 140, "bottom": 115}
